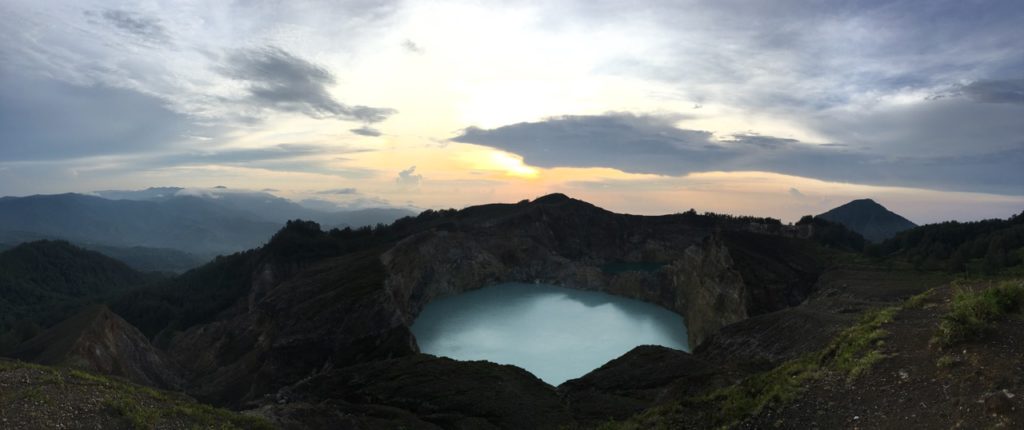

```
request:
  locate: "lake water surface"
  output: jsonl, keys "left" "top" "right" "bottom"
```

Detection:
{"left": 410, "top": 282, "right": 689, "bottom": 386}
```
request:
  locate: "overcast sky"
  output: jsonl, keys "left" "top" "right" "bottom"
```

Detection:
{"left": 1, "top": 0, "right": 1022, "bottom": 223}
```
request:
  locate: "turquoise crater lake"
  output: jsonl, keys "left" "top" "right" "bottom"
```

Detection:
{"left": 410, "top": 282, "right": 689, "bottom": 386}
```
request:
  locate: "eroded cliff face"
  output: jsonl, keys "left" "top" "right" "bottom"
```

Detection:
{"left": 666, "top": 237, "right": 749, "bottom": 346}
{"left": 380, "top": 229, "right": 752, "bottom": 349}
{"left": 168, "top": 251, "right": 417, "bottom": 407}
{"left": 163, "top": 194, "right": 823, "bottom": 409}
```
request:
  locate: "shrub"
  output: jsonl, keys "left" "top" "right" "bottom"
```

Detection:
{"left": 933, "top": 280, "right": 1024, "bottom": 346}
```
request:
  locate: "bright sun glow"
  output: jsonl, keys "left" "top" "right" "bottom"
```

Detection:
{"left": 490, "top": 152, "right": 540, "bottom": 178}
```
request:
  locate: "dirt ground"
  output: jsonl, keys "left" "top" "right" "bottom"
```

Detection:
{"left": 746, "top": 283, "right": 1024, "bottom": 429}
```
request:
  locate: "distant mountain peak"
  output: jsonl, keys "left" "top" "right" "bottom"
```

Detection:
{"left": 818, "top": 198, "right": 916, "bottom": 242}
{"left": 533, "top": 193, "right": 573, "bottom": 204}
{"left": 846, "top": 198, "right": 882, "bottom": 206}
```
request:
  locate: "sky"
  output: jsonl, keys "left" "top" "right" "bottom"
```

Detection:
{"left": 1, "top": 0, "right": 1022, "bottom": 224}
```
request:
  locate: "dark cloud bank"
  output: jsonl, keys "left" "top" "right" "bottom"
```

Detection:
{"left": 220, "top": 46, "right": 395, "bottom": 124}
{"left": 452, "top": 112, "right": 1024, "bottom": 195}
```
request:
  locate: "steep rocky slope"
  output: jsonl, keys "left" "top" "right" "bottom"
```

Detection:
{"left": 0, "top": 240, "right": 154, "bottom": 351}
{"left": 253, "top": 355, "right": 574, "bottom": 429}
{"left": 10, "top": 305, "right": 184, "bottom": 389}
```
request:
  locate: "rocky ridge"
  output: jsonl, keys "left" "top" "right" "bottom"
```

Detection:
{"left": 4, "top": 194, "right": 848, "bottom": 429}
{"left": 10, "top": 305, "right": 184, "bottom": 390}
{"left": 155, "top": 194, "right": 825, "bottom": 421}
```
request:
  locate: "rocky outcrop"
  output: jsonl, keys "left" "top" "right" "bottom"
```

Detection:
{"left": 255, "top": 354, "right": 575, "bottom": 429}
{"left": 10, "top": 305, "right": 184, "bottom": 389}
{"left": 666, "top": 236, "right": 748, "bottom": 346}
{"left": 559, "top": 346, "right": 729, "bottom": 425}
{"left": 380, "top": 209, "right": 819, "bottom": 348}
{"left": 168, "top": 251, "right": 416, "bottom": 407}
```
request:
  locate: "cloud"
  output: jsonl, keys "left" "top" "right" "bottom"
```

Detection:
{"left": 961, "top": 79, "right": 1024, "bottom": 104}
{"left": 148, "top": 145, "right": 376, "bottom": 179}
{"left": 0, "top": 75, "right": 203, "bottom": 161}
{"left": 789, "top": 187, "right": 804, "bottom": 198}
{"left": 97, "top": 9, "right": 170, "bottom": 44}
{"left": 807, "top": 94, "right": 1024, "bottom": 159}
{"left": 335, "top": 196, "right": 394, "bottom": 210}
{"left": 580, "top": 1, "right": 1024, "bottom": 117}
{"left": 453, "top": 112, "right": 1024, "bottom": 195}
{"left": 396, "top": 166, "right": 423, "bottom": 186}
{"left": 317, "top": 188, "right": 359, "bottom": 195}
{"left": 453, "top": 113, "right": 721, "bottom": 176}
{"left": 298, "top": 198, "right": 341, "bottom": 211}
{"left": 220, "top": 46, "right": 396, "bottom": 123}
{"left": 402, "top": 39, "right": 424, "bottom": 54}
{"left": 350, "top": 126, "right": 383, "bottom": 136}
{"left": 159, "top": 144, "right": 324, "bottom": 165}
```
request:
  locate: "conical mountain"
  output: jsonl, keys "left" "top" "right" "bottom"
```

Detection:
{"left": 817, "top": 199, "right": 917, "bottom": 242}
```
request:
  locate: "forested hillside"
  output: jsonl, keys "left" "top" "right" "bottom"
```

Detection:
{"left": 0, "top": 241, "right": 155, "bottom": 352}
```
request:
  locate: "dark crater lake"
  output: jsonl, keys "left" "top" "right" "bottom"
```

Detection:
{"left": 410, "top": 282, "right": 689, "bottom": 385}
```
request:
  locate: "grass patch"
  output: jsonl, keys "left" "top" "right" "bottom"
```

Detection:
{"left": 706, "top": 306, "right": 898, "bottom": 426}
{"left": 601, "top": 305, "right": 902, "bottom": 429}
{"left": 594, "top": 403, "right": 684, "bottom": 430}
{"left": 932, "top": 280, "right": 1024, "bottom": 347}
{"left": 1, "top": 360, "right": 272, "bottom": 430}
{"left": 702, "top": 354, "right": 821, "bottom": 426}
{"left": 904, "top": 288, "right": 936, "bottom": 309}
{"left": 936, "top": 354, "right": 956, "bottom": 368}
{"left": 21, "top": 386, "right": 48, "bottom": 404}
{"left": 103, "top": 390, "right": 274, "bottom": 430}
{"left": 69, "top": 368, "right": 111, "bottom": 385}
{"left": 105, "top": 395, "right": 160, "bottom": 429}
{"left": 101, "top": 382, "right": 273, "bottom": 430}
{"left": 822, "top": 307, "right": 896, "bottom": 381}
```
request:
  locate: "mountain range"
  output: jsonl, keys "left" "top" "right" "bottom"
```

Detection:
{"left": 0, "top": 188, "right": 415, "bottom": 271}
{"left": 1, "top": 194, "right": 1021, "bottom": 428}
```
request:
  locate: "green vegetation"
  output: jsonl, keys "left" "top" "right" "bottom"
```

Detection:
{"left": 797, "top": 215, "right": 868, "bottom": 252}
{"left": 113, "top": 219, "right": 403, "bottom": 338}
{"left": 0, "top": 241, "right": 156, "bottom": 352}
{"left": 706, "top": 306, "right": 897, "bottom": 426}
{"left": 675, "top": 208, "right": 784, "bottom": 230}
{"left": 104, "top": 392, "right": 273, "bottom": 430}
{"left": 878, "top": 212, "right": 1024, "bottom": 273}
{"left": 1, "top": 359, "right": 272, "bottom": 430}
{"left": 936, "top": 354, "right": 956, "bottom": 368}
{"left": 82, "top": 244, "right": 207, "bottom": 274}
{"left": 600, "top": 305, "right": 900, "bottom": 429}
{"left": 595, "top": 403, "right": 685, "bottom": 430}
{"left": 904, "top": 288, "right": 936, "bottom": 309}
{"left": 932, "top": 280, "right": 1024, "bottom": 347}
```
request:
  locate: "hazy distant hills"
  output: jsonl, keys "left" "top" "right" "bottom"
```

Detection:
{"left": 93, "top": 187, "right": 414, "bottom": 228}
{"left": 0, "top": 193, "right": 281, "bottom": 257}
{"left": 817, "top": 199, "right": 917, "bottom": 242}
{"left": 0, "top": 188, "right": 416, "bottom": 269}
